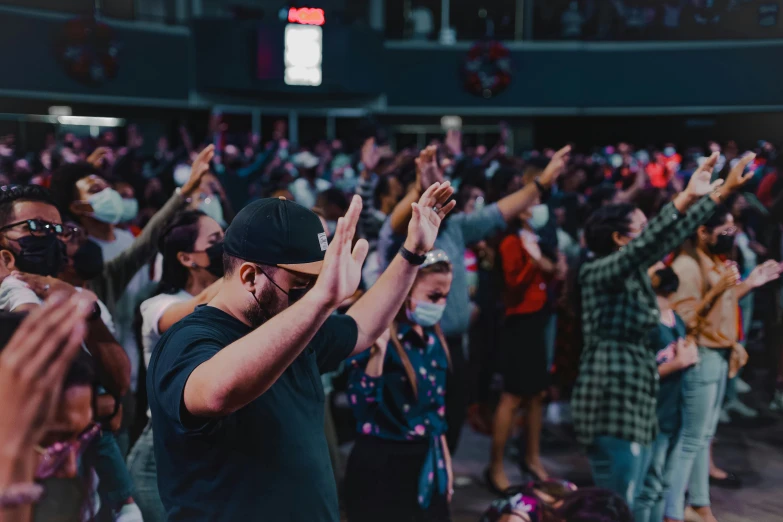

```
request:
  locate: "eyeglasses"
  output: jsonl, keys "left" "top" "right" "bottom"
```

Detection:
{"left": 35, "top": 423, "right": 101, "bottom": 479}
{"left": 718, "top": 227, "right": 738, "bottom": 236}
{"left": 0, "top": 219, "right": 68, "bottom": 238}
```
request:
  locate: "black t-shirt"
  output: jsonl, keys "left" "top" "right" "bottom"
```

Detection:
{"left": 147, "top": 305, "right": 358, "bottom": 522}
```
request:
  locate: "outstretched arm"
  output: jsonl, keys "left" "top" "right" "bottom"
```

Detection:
{"left": 183, "top": 196, "right": 370, "bottom": 417}
{"left": 347, "top": 182, "right": 456, "bottom": 355}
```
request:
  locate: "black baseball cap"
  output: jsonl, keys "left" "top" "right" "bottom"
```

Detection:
{"left": 224, "top": 197, "right": 328, "bottom": 275}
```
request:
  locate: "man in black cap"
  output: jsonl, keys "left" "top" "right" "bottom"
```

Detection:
{"left": 147, "top": 182, "right": 456, "bottom": 521}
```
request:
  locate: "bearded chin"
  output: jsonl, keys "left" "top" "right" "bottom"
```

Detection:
{"left": 245, "top": 285, "right": 288, "bottom": 328}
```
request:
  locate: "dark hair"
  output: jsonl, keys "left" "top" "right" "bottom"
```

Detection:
{"left": 159, "top": 210, "right": 206, "bottom": 293}
{"left": 0, "top": 185, "right": 58, "bottom": 229}
{"left": 584, "top": 203, "right": 636, "bottom": 257}
{"left": 373, "top": 176, "right": 392, "bottom": 210}
{"left": 701, "top": 204, "right": 731, "bottom": 231}
{"left": 317, "top": 187, "right": 349, "bottom": 212}
{"left": 63, "top": 352, "right": 96, "bottom": 389}
{"left": 48, "top": 162, "right": 98, "bottom": 218}
{"left": 651, "top": 267, "right": 680, "bottom": 296}
{"left": 223, "top": 253, "right": 244, "bottom": 278}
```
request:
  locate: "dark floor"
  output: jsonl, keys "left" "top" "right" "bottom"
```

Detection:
{"left": 337, "top": 394, "right": 783, "bottom": 522}
{"left": 445, "top": 400, "right": 783, "bottom": 522}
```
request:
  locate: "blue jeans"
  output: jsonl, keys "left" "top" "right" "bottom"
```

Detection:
{"left": 93, "top": 432, "right": 135, "bottom": 508}
{"left": 587, "top": 436, "right": 651, "bottom": 509}
{"left": 127, "top": 423, "right": 166, "bottom": 522}
{"left": 633, "top": 429, "right": 681, "bottom": 522}
{"left": 665, "top": 348, "right": 728, "bottom": 520}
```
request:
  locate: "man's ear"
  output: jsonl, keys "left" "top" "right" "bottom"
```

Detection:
{"left": 238, "top": 263, "right": 259, "bottom": 292}
{"left": 0, "top": 249, "right": 16, "bottom": 272}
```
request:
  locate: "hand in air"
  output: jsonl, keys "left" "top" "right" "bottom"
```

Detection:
{"left": 405, "top": 181, "right": 456, "bottom": 256}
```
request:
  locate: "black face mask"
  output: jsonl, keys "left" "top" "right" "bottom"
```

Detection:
{"left": 11, "top": 234, "right": 66, "bottom": 277}
{"left": 204, "top": 242, "right": 225, "bottom": 278}
{"left": 72, "top": 239, "right": 104, "bottom": 280}
{"left": 709, "top": 234, "right": 735, "bottom": 255}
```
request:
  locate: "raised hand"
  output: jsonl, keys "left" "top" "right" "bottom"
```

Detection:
{"left": 746, "top": 259, "right": 782, "bottom": 289}
{"left": 312, "top": 195, "right": 370, "bottom": 309}
{"left": 404, "top": 182, "right": 456, "bottom": 256}
{"left": 361, "top": 137, "right": 381, "bottom": 174}
{"left": 685, "top": 152, "right": 724, "bottom": 198}
{"left": 539, "top": 145, "right": 571, "bottom": 187}
{"left": 181, "top": 144, "right": 215, "bottom": 197}
{"left": 445, "top": 129, "right": 462, "bottom": 157}
{"left": 416, "top": 146, "right": 444, "bottom": 194}
{"left": 86, "top": 147, "right": 109, "bottom": 169}
{"left": 715, "top": 262, "right": 741, "bottom": 294}
{"left": 0, "top": 292, "right": 93, "bottom": 454}
{"left": 722, "top": 152, "right": 757, "bottom": 195}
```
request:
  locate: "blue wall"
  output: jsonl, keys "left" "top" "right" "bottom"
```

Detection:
{"left": 0, "top": 10, "right": 189, "bottom": 101}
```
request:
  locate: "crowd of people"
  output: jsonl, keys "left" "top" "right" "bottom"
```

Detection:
{"left": 1, "top": 119, "right": 782, "bottom": 522}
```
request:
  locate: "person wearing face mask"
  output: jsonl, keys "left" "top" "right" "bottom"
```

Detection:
{"left": 486, "top": 201, "right": 559, "bottom": 493}
{"left": 344, "top": 249, "right": 454, "bottom": 522}
{"left": 126, "top": 210, "right": 224, "bottom": 522}
{"left": 0, "top": 185, "right": 145, "bottom": 522}
{"left": 147, "top": 184, "right": 454, "bottom": 522}
{"left": 114, "top": 182, "right": 140, "bottom": 234}
{"left": 666, "top": 207, "right": 781, "bottom": 522}
{"left": 49, "top": 146, "right": 217, "bottom": 407}
{"left": 571, "top": 153, "right": 755, "bottom": 509}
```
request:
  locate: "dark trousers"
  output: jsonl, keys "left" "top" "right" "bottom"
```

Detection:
{"left": 445, "top": 335, "right": 467, "bottom": 453}
{"left": 344, "top": 436, "right": 451, "bottom": 522}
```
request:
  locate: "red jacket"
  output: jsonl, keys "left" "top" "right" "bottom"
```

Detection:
{"left": 499, "top": 233, "right": 550, "bottom": 316}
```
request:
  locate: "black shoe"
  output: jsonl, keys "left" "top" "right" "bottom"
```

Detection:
{"left": 709, "top": 471, "right": 742, "bottom": 489}
{"left": 484, "top": 468, "right": 511, "bottom": 497}
{"left": 519, "top": 459, "right": 546, "bottom": 483}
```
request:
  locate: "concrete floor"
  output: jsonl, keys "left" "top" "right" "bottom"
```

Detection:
{"left": 444, "top": 406, "right": 783, "bottom": 522}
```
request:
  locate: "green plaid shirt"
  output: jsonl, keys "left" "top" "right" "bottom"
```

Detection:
{"left": 572, "top": 197, "right": 717, "bottom": 446}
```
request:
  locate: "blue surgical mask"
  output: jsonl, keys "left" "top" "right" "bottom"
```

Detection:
{"left": 473, "top": 196, "right": 485, "bottom": 213}
{"left": 199, "top": 196, "right": 225, "bottom": 227}
{"left": 529, "top": 204, "right": 549, "bottom": 230}
{"left": 664, "top": 147, "right": 676, "bottom": 157}
{"left": 120, "top": 198, "right": 138, "bottom": 223}
{"left": 88, "top": 188, "right": 124, "bottom": 225}
{"left": 407, "top": 300, "right": 446, "bottom": 327}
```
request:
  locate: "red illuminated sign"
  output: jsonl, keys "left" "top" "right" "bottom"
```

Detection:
{"left": 288, "top": 7, "right": 325, "bottom": 26}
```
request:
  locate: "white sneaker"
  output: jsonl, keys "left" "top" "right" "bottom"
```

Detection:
{"left": 735, "top": 377, "right": 752, "bottom": 395}
{"left": 724, "top": 398, "right": 759, "bottom": 418}
{"left": 770, "top": 390, "right": 783, "bottom": 411}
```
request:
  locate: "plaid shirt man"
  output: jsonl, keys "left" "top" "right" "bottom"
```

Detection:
{"left": 572, "top": 196, "right": 717, "bottom": 446}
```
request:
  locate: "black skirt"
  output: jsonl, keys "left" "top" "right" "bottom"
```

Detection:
{"left": 344, "top": 436, "right": 451, "bottom": 522}
{"left": 499, "top": 310, "right": 551, "bottom": 397}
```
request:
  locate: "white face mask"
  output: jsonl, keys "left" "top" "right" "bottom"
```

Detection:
{"left": 120, "top": 198, "right": 138, "bottom": 223}
{"left": 529, "top": 204, "right": 550, "bottom": 230}
{"left": 173, "top": 164, "right": 191, "bottom": 187}
{"left": 199, "top": 197, "right": 225, "bottom": 227}
{"left": 88, "top": 188, "right": 124, "bottom": 225}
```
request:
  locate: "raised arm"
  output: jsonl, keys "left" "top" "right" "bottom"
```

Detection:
{"left": 91, "top": 145, "right": 215, "bottom": 306}
{"left": 183, "top": 195, "right": 371, "bottom": 417}
{"left": 347, "top": 182, "right": 456, "bottom": 355}
{"left": 582, "top": 153, "right": 756, "bottom": 289}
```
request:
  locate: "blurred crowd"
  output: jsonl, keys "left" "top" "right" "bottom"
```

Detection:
{"left": 1, "top": 116, "right": 783, "bottom": 522}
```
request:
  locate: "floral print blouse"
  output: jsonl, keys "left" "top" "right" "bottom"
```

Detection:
{"left": 347, "top": 322, "right": 449, "bottom": 509}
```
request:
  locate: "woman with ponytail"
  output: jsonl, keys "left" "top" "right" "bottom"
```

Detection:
{"left": 126, "top": 209, "right": 224, "bottom": 522}
{"left": 571, "top": 152, "right": 756, "bottom": 510}
{"left": 345, "top": 249, "right": 454, "bottom": 522}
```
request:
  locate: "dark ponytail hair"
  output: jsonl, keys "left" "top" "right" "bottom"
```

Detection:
{"left": 583, "top": 203, "right": 636, "bottom": 257}
{"left": 678, "top": 204, "right": 732, "bottom": 263}
{"left": 158, "top": 210, "right": 206, "bottom": 294}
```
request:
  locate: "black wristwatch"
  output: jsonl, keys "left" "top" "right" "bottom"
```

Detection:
{"left": 399, "top": 246, "right": 426, "bottom": 266}
{"left": 534, "top": 178, "right": 551, "bottom": 203}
